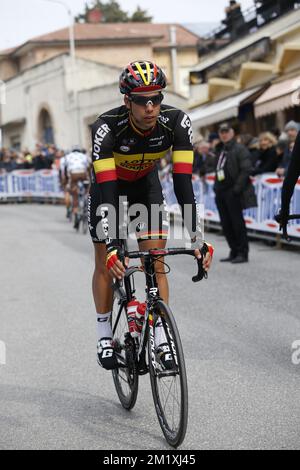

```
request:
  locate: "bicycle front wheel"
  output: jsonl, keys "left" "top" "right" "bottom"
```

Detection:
{"left": 111, "top": 296, "right": 139, "bottom": 410}
{"left": 148, "top": 300, "right": 188, "bottom": 448}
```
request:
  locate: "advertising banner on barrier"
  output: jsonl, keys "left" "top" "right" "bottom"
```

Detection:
{"left": 1, "top": 170, "right": 300, "bottom": 239}
{"left": 0, "top": 169, "right": 64, "bottom": 200}
{"left": 160, "top": 173, "right": 300, "bottom": 239}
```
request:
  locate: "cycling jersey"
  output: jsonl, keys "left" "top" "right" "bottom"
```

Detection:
{"left": 59, "top": 156, "right": 66, "bottom": 175}
{"left": 65, "top": 151, "right": 90, "bottom": 175}
{"left": 91, "top": 104, "right": 201, "bottom": 244}
{"left": 281, "top": 131, "right": 300, "bottom": 217}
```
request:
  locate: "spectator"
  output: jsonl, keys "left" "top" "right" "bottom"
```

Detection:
{"left": 23, "top": 150, "right": 34, "bottom": 169}
{"left": 214, "top": 122, "right": 257, "bottom": 264}
{"left": 45, "top": 144, "right": 56, "bottom": 169}
{"left": 208, "top": 132, "right": 220, "bottom": 151}
{"left": 252, "top": 132, "right": 278, "bottom": 175}
{"left": 0, "top": 150, "right": 15, "bottom": 172}
{"left": 275, "top": 140, "right": 288, "bottom": 168}
{"left": 276, "top": 120, "right": 300, "bottom": 177}
{"left": 222, "top": 1, "right": 246, "bottom": 40}
{"left": 33, "top": 149, "right": 48, "bottom": 171}
{"left": 193, "top": 141, "right": 216, "bottom": 176}
{"left": 247, "top": 137, "right": 261, "bottom": 167}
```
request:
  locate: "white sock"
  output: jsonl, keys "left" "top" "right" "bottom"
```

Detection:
{"left": 155, "top": 319, "right": 168, "bottom": 348}
{"left": 97, "top": 312, "right": 112, "bottom": 340}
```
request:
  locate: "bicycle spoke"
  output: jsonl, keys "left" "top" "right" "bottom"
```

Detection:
{"left": 158, "top": 377, "right": 181, "bottom": 430}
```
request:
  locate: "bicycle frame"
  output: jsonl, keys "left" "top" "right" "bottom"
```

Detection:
{"left": 112, "top": 247, "right": 200, "bottom": 374}
{"left": 112, "top": 256, "right": 160, "bottom": 374}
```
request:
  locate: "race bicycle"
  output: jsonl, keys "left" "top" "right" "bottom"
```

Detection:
{"left": 275, "top": 213, "right": 300, "bottom": 241}
{"left": 75, "top": 179, "right": 90, "bottom": 234}
{"left": 110, "top": 241, "right": 209, "bottom": 448}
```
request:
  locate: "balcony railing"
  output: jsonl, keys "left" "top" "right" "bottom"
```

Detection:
{"left": 198, "top": 1, "right": 300, "bottom": 56}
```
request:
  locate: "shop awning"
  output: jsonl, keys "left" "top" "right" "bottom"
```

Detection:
{"left": 254, "top": 77, "right": 300, "bottom": 118}
{"left": 189, "top": 86, "right": 262, "bottom": 129}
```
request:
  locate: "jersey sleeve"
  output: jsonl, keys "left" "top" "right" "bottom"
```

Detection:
{"left": 172, "top": 111, "right": 202, "bottom": 241}
{"left": 91, "top": 118, "right": 119, "bottom": 246}
{"left": 172, "top": 111, "right": 194, "bottom": 174}
{"left": 92, "top": 119, "right": 117, "bottom": 184}
{"left": 281, "top": 131, "right": 300, "bottom": 216}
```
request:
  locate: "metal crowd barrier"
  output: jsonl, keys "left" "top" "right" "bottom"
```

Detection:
{"left": 160, "top": 173, "right": 300, "bottom": 244}
{"left": 0, "top": 169, "right": 64, "bottom": 203}
{"left": 1, "top": 169, "right": 300, "bottom": 243}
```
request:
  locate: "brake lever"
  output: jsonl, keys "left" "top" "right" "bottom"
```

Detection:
{"left": 275, "top": 213, "right": 291, "bottom": 242}
{"left": 192, "top": 243, "right": 209, "bottom": 282}
{"left": 282, "top": 223, "right": 290, "bottom": 242}
{"left": 192, "top": 257, "right": 208, "bottom": 282}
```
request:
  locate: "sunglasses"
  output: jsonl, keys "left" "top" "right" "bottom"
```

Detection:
{"left": 128, "top": 93, "right": 164, "bottom": 107}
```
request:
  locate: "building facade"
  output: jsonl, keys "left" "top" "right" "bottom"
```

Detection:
{"left": 188, "top": 6, "right": 300, "bottom": 137}
{"left": 0, "top": 23, "right": 200, "bottom": 98}
{"left": 0, "top": 54, "right": 188, "bottom": 151}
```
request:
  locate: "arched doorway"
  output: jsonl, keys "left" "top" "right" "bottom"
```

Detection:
{"left": 38, "top": 108, "right": 54, "bottom": 144}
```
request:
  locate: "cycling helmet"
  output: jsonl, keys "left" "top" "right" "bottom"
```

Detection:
{"left": 119, "top": 61, "right": 167, "bottom": 95}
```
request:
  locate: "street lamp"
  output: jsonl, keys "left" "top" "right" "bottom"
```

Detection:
{"left": 42, "top": 0, "right": 76, "bottom": 68}
{"left": 41, "top": 0, "right": 82, "bottom": 145}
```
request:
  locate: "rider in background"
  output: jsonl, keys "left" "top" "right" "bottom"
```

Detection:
{"left": 64, "top": 146, "right": 91, "bottom": 228}
{"left": 58, "top": 151, "right": 72, "bottom": 219}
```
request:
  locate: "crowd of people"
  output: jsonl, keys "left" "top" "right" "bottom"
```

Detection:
{"left": 2, "top": 119, "right": 299, "bottom": 180}
{"left": 189, "top": 120, "right": 300, "bottom": 180}
{"left": 0, "top": 144, "right": 65, "bottom": 173}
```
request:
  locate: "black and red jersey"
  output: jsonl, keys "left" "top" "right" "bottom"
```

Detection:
{"left": 91, "top": 104, "right": 201, "bottom": 242}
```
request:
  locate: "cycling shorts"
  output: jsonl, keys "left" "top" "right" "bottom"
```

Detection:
{"left": 88, "top": 168, "right": 169, "bottom": 244}
{"left": 70, "top": 172, "right": 88, "bottom": 193}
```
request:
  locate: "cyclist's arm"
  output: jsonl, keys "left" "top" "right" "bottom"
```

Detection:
{"left": 281, "top": 131, "right": 300, "bottom": 217}
{"left": 91, "top": 119, "right": 119, "bottom": 247}
{"left": 172, "top": 111, "right": 202, "bottom": 242}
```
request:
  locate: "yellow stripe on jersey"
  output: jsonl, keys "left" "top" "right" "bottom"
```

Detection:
{"left": 93, "top": 158, "right": 116, "bottom": 173}
{"left": 172, "top": 150, "right": 194, "bottom": 164}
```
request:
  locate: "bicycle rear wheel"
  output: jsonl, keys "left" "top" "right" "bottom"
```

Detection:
{"left": 82, "top": 213, "right": 88, "bottom": 234}
{"left": 111, "top": 296, "right": 139, "bottom": 410}
{"left": 148, "top": 300, "right": 188, "bottom": 448}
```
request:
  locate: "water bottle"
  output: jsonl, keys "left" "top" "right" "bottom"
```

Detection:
{"left": 127, "top": 298, "right": 140, "bottom": 338}
{"left": 135, "top": 302, "right": 146, "bottom": 333}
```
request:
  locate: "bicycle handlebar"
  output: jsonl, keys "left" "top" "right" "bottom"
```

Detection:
{"left": 125, "top": 247, "right": 208, "bottom": 282}
{"left": 275, "top": 213, "right": 300, "bottom": 241}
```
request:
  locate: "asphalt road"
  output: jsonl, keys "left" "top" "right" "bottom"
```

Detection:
{"left": 0, "top": 203, "right": 300, "bottom": 450}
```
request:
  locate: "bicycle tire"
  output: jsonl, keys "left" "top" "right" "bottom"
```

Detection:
{"left": 148, "top": 300, "right": 188, "bottom": 448}
{"left": 111, "top": 296, "right": 139, "bottom": 410}
{"left": 82, "top": 214, "right": 88, "bottom": 234}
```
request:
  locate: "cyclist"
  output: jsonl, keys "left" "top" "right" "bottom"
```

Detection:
{"left": 59, "top": 152, "right": 72, "bottom": 219}
{"left": 277, "top": 130, "right": 300, "bottom": 229}
{"left": 89, "top": 61, "right": 214, "bottom": 370}
{"left": 64, "top": 146, "right": 90, "bottom": 229}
